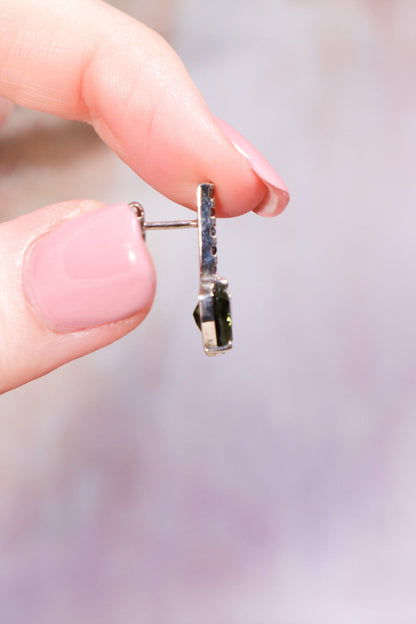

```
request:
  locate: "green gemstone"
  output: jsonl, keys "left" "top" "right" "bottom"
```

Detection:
{"left": 214, "top": 283, "right": 232, "bottom": 347}
{"left": 193, "top": 303, "right": 201, "bottom": 330}
{"left": 193, "top": 283, "right": 232, "bottom": 347}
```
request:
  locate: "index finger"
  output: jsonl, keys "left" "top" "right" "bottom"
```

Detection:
{"left": 0, "top": 0, "right": 289, "bottom": 216}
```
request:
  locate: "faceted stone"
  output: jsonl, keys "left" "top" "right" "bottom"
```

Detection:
{"left": 193, "top": 302, "right": 201, "bottom": 330}
{"left": 214, "top": 283, "right": 232, "bottom": 346}
{"left": 193, "top": 283, "right": 232, "bottom": 347}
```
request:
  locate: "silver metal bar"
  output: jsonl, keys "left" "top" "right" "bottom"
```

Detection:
{"left": 197, "top": 183, "right": 217, "bottom": 277}
{"left": 144, "top": 220, "right": 198, "bottom": 231}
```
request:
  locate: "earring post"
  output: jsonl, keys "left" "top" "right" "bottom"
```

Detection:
{"left": 144, "top": 219, "right": 198, "bottom": 231}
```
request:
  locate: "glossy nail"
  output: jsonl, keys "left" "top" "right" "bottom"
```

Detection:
{"left": 23, "top": 203, "right": 155, "bottom": 331}
{"left": 216, "top": 118, "right": 290, "bottom": 216}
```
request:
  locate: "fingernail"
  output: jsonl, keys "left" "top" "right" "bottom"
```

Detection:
{"left": 23, "top": 203, "right": 155, "bottom": 331}
{"left": 216, "top": 118, "right": 290, "bottom": 216}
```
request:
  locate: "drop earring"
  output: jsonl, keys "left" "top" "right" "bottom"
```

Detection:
{"left": 129, "top": 183, "right": 232, "bottom": 356}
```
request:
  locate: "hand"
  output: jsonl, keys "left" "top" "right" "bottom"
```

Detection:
{"left": 0, "top": 0, "right": 289, "bottom": 393}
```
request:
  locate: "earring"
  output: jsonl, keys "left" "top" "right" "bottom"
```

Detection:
{"left": 129, "top": 183, "right": 232, "bottom": 356}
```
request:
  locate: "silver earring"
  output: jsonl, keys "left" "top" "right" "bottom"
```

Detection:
{"left": 129, "top": 183, "right": 232, "bottom": 356}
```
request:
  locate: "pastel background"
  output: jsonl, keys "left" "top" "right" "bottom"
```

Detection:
{"left": 1, "top": 0, "right": 416, "bottom": 621}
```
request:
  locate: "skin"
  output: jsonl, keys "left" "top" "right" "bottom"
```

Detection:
{"left": 0, "top": 0, "right": 274, "bottom": 393}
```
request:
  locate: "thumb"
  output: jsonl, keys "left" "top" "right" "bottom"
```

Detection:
{"left": 0, "top": 200, "right": 155, "bottom": 393}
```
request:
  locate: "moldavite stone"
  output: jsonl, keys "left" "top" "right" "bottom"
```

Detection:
{"left": 214, "top": 282, "right": 232, "bottom": 346}
{"left": 193, "top": 303, "right": 201, "bottom": 330}
{"left": 193, "top": 283, "right": 232, "bottom": 347}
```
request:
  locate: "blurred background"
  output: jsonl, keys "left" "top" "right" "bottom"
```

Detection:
{"left": 1, "top": 0, "right": 416, "bottom": 621}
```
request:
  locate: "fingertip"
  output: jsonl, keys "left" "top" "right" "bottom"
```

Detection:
{"left": 215, "top": 117, "right": 290, "bottom": 217}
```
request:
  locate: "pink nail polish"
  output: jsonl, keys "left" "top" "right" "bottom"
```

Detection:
{"left": 23, "top": 204, "right": 155, "bottom": 331}
{"left": 216, "top": 118, "right": 290, "bottom": 216}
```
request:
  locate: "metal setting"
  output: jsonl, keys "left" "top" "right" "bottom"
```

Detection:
{"left": 128, "top": 183, "right": 232, "bottom": 356}
{"left": 194, "top": 184, "right": 232, "bottom": 355}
